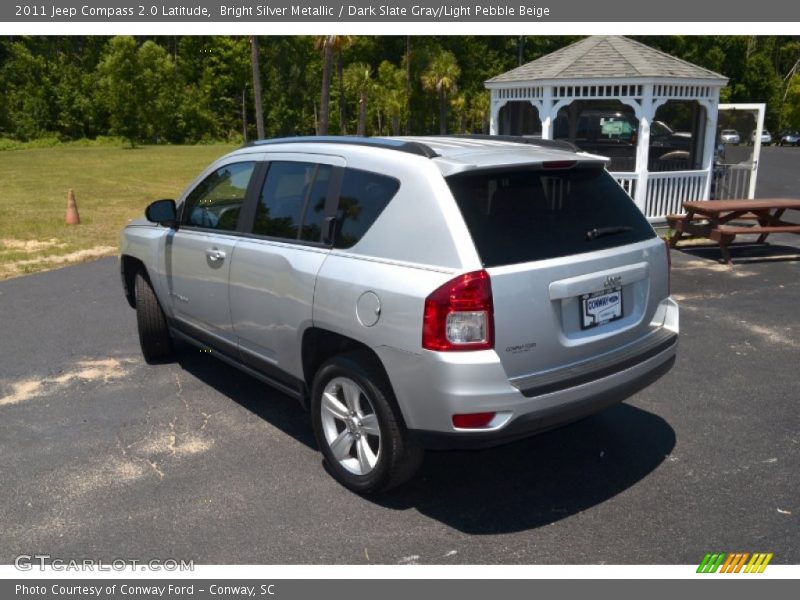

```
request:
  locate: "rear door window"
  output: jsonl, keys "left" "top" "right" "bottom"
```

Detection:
{"left": 446, "top": 166, "right": 655, "bottom": 268}
{"left": 253, "top": 161, "right": 331, "bottom": 242}
{"left": 334, "top": 168, "right": 400, "bottom": 249}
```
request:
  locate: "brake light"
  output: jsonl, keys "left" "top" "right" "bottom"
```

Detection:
{"left": 542, "top": 160, "right": 577, "bottom": 169}
{"left": 422, "top": 270, "right": 494, "bottom": 351}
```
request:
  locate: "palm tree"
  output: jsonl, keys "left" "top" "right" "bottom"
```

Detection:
{"left": 405, "top": 36, "right": 412, "bottom": 134}
{"left": 334, "top": 36, "right": 353, "bottom": 134}
{"left": 377, "top": 61, "right": 407, "bottom": 136}
{"left": 249, "top": 36, "right": 265, "bottom": 139}
{"left": 421, "top": 50, "right": 461, "bottom": 135}
{"left": 315, "top": 35, "right": 335, "bottom": 135}
{"left": 343, "top": 62, "right": 373, "bottom": 136}
{"left": 450, "top": 93, "right": 467, "bottom": 134}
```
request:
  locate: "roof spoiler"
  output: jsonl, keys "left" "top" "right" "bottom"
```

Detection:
{"left": 442, "top": 134, "right": 580, "bottom": 153}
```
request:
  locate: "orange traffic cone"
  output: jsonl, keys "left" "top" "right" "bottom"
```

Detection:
{"left": 65, "top": 189, "right": 80, "bottom": 225}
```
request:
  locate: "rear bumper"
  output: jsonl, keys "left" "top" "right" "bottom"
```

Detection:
{"left": 377, "top": 297, "right": 678, "bottom": 450}
{"left": 410, "top": 352, "right": 675, "bottom": 450}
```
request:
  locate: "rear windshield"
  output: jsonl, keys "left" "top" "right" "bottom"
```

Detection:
{"left": 446, "top": 166, "right": 655, "bottom": 267}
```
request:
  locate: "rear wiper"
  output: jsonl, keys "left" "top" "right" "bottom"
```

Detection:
{"left": 586, "top": 226, "right": 633, "bottom": 240}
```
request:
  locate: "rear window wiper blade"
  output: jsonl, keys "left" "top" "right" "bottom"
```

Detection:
{"left": 586, "top": 225, "right": 633, "bottom": 240}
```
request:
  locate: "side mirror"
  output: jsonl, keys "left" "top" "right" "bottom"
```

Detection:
{"left": 145, "top": 199, "right": 178, "bottom": 228}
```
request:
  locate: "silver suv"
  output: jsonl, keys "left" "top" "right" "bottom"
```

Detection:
{"left": 120, "top": 136, "right": 678, "bottom": 493}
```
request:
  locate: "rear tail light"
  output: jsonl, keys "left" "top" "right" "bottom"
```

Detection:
{"left": 422, "top": 270, "right": 494, "bottom": 351}
{"left": 452, "top": 412, "right": 496, "bottom": 429}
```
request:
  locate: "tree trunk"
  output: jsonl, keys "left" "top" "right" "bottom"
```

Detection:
{"left": 439, "top": 89, "right": 447, "bottom": 135}
{"left": 337, "top": 49, "right": 347, "bottom": 135}
{"left": 405, "top": 36, "right": 412, "bottom": 134}
{"left": 392, "top": 115, "right": 400, "bottom": 136}
{"left": 241, "top": 88, "right": 247, "bottom": 143}
{"left": 250, "top": 36, "right": 265, "bottom": 140}
{"left": 357, "top": 91, "right": 367, "bottom": 136}
{"left": 319, "top": 37, "right": 334, "bottom": 135}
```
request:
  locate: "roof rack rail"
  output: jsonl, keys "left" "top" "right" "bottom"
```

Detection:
{"left": 244, "top": 135, "right": 439, "bottom": 158}
{"left": 443, "top": 134, "right": 579, "bottom": 152}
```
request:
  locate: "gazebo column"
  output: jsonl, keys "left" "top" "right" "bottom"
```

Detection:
{"left": 489, "top": 92, "right": 507, "bottom": 135}
{"left": 632, "top": 84, "right": 656, "bottom": 212}
{"left": 539, "top": 86, "right": 556, "bottom": 139}
{"left": 699, "top": 94, "right": 720, "bottom": 200}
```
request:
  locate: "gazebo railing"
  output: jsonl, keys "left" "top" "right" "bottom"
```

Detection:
{"left": 611, "top": 172, "right": 638, "bottom": 198}
{"left": 611, "top": 170, "right": 709, "bottom": 221}
{"left": 646, "top": 170, "right": 707, "bottom": 219}
{"left": 711, "top": 164, "right": 751, "bottom": 200}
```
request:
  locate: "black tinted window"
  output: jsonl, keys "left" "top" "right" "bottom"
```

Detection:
{"left": 183, "top": 162, "right": 255, "bottom": 231}
{"left": 447, "top": 166, "right": 655, "bottom": 267}
{"left": 335, "top": 169, "right": 399, "bottom": 249}
{"left": 254, "top": 161, "right": 331, "bottom": 242}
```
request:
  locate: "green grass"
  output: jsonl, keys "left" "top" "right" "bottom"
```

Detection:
{"left": 0, "top": 143, "right": 236, "bottom": 278}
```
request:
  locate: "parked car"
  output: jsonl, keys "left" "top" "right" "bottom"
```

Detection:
{"left": 719, "top": 129, "right": 741, "bottom": 145}
{"left": 777, "top": 130, "right": 800, "bottom": 146}
{"left": 120, "top": 136, "right": 679, "bottom": 493}
{"left": 750, "top": 130, "right": 772, "bottom": 145}
{"left": 553, "top": 110, "right": 693, "bottom": 170}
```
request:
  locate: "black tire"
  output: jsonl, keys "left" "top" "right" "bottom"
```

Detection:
{"left": 134, "top": 271, "right": 174, "bottom": 364}
{"left": 310, "top": 353, "right": 424, "bottom": 494}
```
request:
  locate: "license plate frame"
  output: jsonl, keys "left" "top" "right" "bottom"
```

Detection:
{"left": 580, "top": 287, "right": 623, "bottom": 330}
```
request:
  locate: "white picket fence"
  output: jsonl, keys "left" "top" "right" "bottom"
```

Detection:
{"left": 611, "top": 170, "right": 709, "bottom": 221}
{"left": 613, "top": 173, "right": 637, "bottom": 199}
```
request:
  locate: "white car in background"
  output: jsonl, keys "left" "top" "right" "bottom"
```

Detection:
{"left": 719, "top": 129, "right": 741, "bottom": 145}
{"left": 750, "top": 130, "right": 772, "bottom": 145}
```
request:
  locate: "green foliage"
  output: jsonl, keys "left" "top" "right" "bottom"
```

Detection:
{"left": 375, "top": 61, "right": 407, "bottom": 135}
{"left": 96, "top": 36, "right": 142, "bottom": 146}
{"left": 0, "top": 35, "right": 798, "bottom": 143}
{"left": 421, "top": 50, "right": 462, "bottom": 134}
{"left": 343, "top": 62, "right": 373, "bottom": 135}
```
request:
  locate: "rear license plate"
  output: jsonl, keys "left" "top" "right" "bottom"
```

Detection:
{"left": 580, "top": 288, "right": 623, "bottom": 330}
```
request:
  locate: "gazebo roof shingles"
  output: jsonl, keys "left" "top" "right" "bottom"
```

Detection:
{"left": 487, "top": 36, "right": 728, "bottom": 83}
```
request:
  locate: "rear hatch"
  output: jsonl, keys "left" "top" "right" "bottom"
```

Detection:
{"left": 446, "top": 163, "right": 670, "bottom": 383}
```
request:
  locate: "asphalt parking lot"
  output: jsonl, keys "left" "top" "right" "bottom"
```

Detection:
{"left": 1, "top": 148, "right": 798, "bottom": 565}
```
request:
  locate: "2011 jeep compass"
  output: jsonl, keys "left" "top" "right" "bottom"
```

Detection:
{"left": 120, "top": 135, "right": 679, "bottom": 493}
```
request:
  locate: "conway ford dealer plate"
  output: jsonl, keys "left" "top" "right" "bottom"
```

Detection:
{"left": 580, "top": 288, "right": 623, "bottom": 329}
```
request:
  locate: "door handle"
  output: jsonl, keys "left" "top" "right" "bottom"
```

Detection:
{"left": 205, "top": 248, "right": 226, "bottom": 262}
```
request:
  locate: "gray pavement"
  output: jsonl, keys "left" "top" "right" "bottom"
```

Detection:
{"left": 0, "top": 149, "right": 798, "bottom": 565}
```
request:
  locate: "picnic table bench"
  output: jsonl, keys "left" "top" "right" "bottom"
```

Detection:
{"left": 666, "top": 199, "right": 800, "bottom": 264}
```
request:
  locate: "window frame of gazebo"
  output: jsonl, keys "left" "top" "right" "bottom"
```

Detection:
{"left": 486, "top": 77, "right": 728, "bottom": 222}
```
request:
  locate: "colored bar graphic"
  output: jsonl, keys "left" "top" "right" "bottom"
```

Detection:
{"left": 744, "top": 553, "right": 759, "bottom": 573}
{"left": 758, "top": 553, "right": 773, "bottom": 573}
{"left": 697, "top": 553, "right": 712, "bottom": 573}
{"left": 733, "top": 553, "right": 750, "bottom": 573}
{"left": 709, "top": 553, "right": 726, "bottom": 573}
{"left": 697, "top": 553, "right": 727, "bottom": 573}
{"left": 700, "top": 552, "right": 772, "bottom": 573}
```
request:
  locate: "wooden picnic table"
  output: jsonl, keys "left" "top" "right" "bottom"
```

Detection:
{"left": 667, "top": 199, "right": 800, "bottom": 264}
